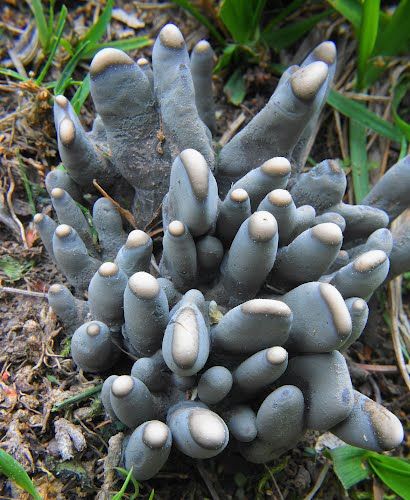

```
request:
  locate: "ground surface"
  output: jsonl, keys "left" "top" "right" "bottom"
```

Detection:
{"left": 0, "top": 1, "right": 409, "bottom": 499}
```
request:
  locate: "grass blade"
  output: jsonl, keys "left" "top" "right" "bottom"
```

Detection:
{"left": 27, "top": 0, "right": 49, "bottom": 50}
{"left": 357, "top": 0, "right": 380, "bottom": 90}
{"left": 375, "top": 0, "right": 410, "bottom": 56}
{"left": 71, "top": 74, "right": 91, "bottom": 114}
{"left": 328, "top": 446, "right": 370, "bottom": 490}
{"left": 81, "top": 0, "right": 114, "bottom": 47}
{"left": 171, "top": 0, "right": 225, "bottom": 45}
{"left": 367, "top": 454, "right": 410, "bottom": 499}
{"left": 0, "top": 68, "right": 28, "bottom": 81}
{"left": 327, "top": 89, "right": 403, "bottom": 142}
{"left": 392, "top": 76, "right": 410, "bottom": 141}
{"left": 224, "top": 68, "right": 246, "bottom": 105}
{"left": 54, "top": 41, "right": 91, "bottom": 95}
{"left": 219, "top": 0, "right": 266, "bottom": 43}
{"left": 349, "top": 119, "right": 369, "bottom": 202}
{"left": 263, "top": 0, "right": 304, "bottom": 33}
{"left": 36, "top": 5, "right": 68, "bottom": 85}
{"left": 81, "top": 36, "right": 152, "bottom": 59}
{"left": 0, "top": 449, "right": 42, "bottom": 500}
{"left": 112, "top": 467, "right": 134, "bottom": 500}
{"left": 326, "top": 0, "right": 362, "bottom": 29}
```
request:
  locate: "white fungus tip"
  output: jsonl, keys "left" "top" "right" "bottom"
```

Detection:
{"left": 143, "top": 420, "right": 169, "bottom": 449}
{"left": 159, "top": 24, "right": 185, "bottom": 49}
{"left": 312, "top": 222, "right": 343, "bottom": 245}
{"left": 111, "top": 375, "right": 134, "bottom": 398}
{"left": 55, "top": 95, "right": 68, "bottom": 108}
{"left": 319, "top": 283, "right": 352, "bottom": 337}
{"left": 189, "top": 409, "right": 226, "bottom": 450}
{"left": 241, "top": 299, "right": 291, "bottom": 317}
{"left": 268, "top": 189, "right": 292, "bottom": 207}
{"left": 168, "top": 220, "right": 185, "bottom": 237}
{"left": 98, "top": 262, "right": 118, "bottom": 277}
{"left": 90, "top": 48, "right": 134, "bottom": 76}
{"left": 179, "top": 149, "right": 209, "bottom": 200}
{"left": 194, "top": 40, "right": 211, "bottom": 53}
{"left": 51, "top": 187, "right": 65, "bottom": 199}
{"left": 128, "top": 272, "right": 159, "bottom": 299}
{"left": 33, "top": 213, "right": 44, "bottom": 224}
{"left": 230, "top": 188, "right": 249, "bottom": 203}
{"left": 55, "top": 224, "right": 72, "bottom": 238}
{"left": 291, "top": 61, "right": 328, "bottom": 101}
{"left": 313, "top": 41, "right": 336, "bottom": 65}
{"left": 266, "top": 346, "right": 288, "bottom": 365}
{"left": 354, "top": 250, "right": 387, "bottom": 273}
{"left": 261, "top": 157, "right": 291, "bottom": 176}
{"left": 248, "top": 211, "right": 278, "bottom": 242}
{"left": 59, "top": 118, "right": 76, "bottom": 146}
{"left": 125, "top": 230, "right": 150, "bottom": 248}
{"left": 86, "top": 323, "right": 100, "bottom": 336}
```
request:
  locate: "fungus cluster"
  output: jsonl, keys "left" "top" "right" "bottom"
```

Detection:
{"left": 35, "top": 24, "right": 408, "bottom": 480}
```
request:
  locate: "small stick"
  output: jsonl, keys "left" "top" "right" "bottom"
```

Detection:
{"left": 303, "top": 462, "right": 330, "bottom": 500}
{"left": 353, "top": 362, "right": 410, "bottom": 374}
{"left": 93, "top": 179, "right": 137, "bottom": 228}
{"left": 197, "top": 461, "right": 220, "bottom": 500}
{"left": 264, "top": 464, "right": 284, "bottom": 500}
{"left": 219, "top": 112, "right": 246, "bottom": 147}
{"left": 0, "top": 286, "right": 48, "bottom": 299}
{"left": 52, "top": 384, "right": 103, "bottom": 411}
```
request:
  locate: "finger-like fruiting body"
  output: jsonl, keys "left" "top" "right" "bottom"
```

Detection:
{"left": 131, "top": 351, "right": 169, "bottom": 393}
{"left": 330, "top": 250, "right": 390, "bottom": 300}
{"left": 162, "top": 303, "right": 210, "bottom": 376}
{"left": 340, "top": 298, "right": 369, "bottom": 350}
{"left": 229, "top": 158, "right": 291, "bottom": 211}
{"left": 198, "top": 366, "right": 233, "bottom": 404}
{"left": 157, "top": 277, "right": 182, "bottom": 308}
{"left": 326, "top": 250, "right": 349, "bottom": 274}
{"left": 256, "top": 385, "right": 305, "bottom": 446}
{"left": 167, "top": 402, "right": 229, "bottom": 459}
{"left": 388, "top": 212, "right": 410, "bottom": 280}
{"left": 152, "top": 25, "right": 214, "bottom": 167}
{"left": 45, "top": 169, "right": 82, "bottom": 203}
{"left": 101, "top": 375, "right": 118, "bottom": 420}
{"left": 88, "top": 262, "right": 128, "bottom": 328}
{"left": 93, "top": 198, "right": 127, "bottom": 260}
{"left": 270, "top": 223, "right": 343, "bottom": 289}
{"left": 220, "top": 211, "right": 279, "bottom": 305}
{"left": 50, "top": 188, "right": 94, "bottom": 250}
{"left": 224, "top": 405, "right": 257, "bottom": 442}
{"left": 217, "top": 62, "right": 329, "bottom": 193}
{"left": 330, "top": 203, "right": 389, "bottom": 241}
{"left": 190, "top": 40, "right": 216, "bottom": 132}
{"left": 137, "top": 57, "right": 154, "bottom": 89}
{"left": 211, "top": 299, "right": 292, "bottom": 354}
{"left": 281, "top": 282, "right": 352, "bottom": 352}
{"left": 348, "top": 228, "right": 393, "bottom": 260}
{"left": 124, "top": 420, "right": 172, "bottom": 480}
{"left": 232, "top": 347, "right": 288, "bottom": 394}
{"left": 331, "top": 391, "right": 404, "bottom": 451}
{"left": 48, "top": 283, "right": 88, "bottom": 333}
{"left": 314, "top": 211, "right": 346, "bottom": 231}
{"left": 34, "top": 213, "right": 57, "bottom": 260}
{"left": 216, "top": 189, "right": 252, "bottom": 247}
{"left": 160, "top": 221, "right": 197, "bottom": 292}
{"left": 110, "top": 375, "right": 156, "bottom": 428}
{"left": 196, "top": 235, "right": 224, "bottom": 278}
{"left": 239, "top": 437, "right": 291, "bottom": 464}
{"left": 170, "top": 289, "right": 207, "bottom": 322}
{"left": 52, "top": 224, "right": 101, "bottom": 291}
{"left": 115, "top": 230, "right": 153, "bottom": 277}
{"left": 282, "top": 350, "right": 354, "bottom": 430}
{"left": 71, "top": 321, "right": 120, "bottom": 373}
{"left": 163, "top": 150, "right": 218, "bottom": 237}
{"left": 362, "top": 155, "right": 410, "bottom": 221}
{"left": 171, "top": 374, "right": 197, "bottom": 390}
{"left": 123, "top": 272, "right": 169, "bottom": 356}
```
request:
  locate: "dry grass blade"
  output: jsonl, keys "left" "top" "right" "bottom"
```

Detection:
{"left": 92, "top": 179, "right": 137, "bottom": 228}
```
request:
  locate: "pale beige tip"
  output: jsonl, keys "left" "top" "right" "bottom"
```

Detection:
{"left": 352, "top": 298, "right": 367, "bottom": 313}
{"left": 291, "top": 61, "right": 328, "bottom": 101}
{"left": 354, "top": 250, "right": 387, "bottom": 273}
{"left": 261, "top": 157, "right": 291, "bottom": 176}
{"left": 189, "top": 409, "right": 226, "bottom": 450}
{"left": 98, "top": 262, "right": 118, "bottom": 277}
{"left": 159, "top": 24, "right": 184, "bottom": 49}
{"left": 194, "top": 40, "right": 211, "bottom": 53}
{"left": 55, "top": 224, "right": 72, "bottom": 238}
{"left": 137, "top": 57, "right": 149, "bottom": 66}
{"left": 172, "top": 306, "right": 199, "bottom": 369}
{"left": 59, "top": 118, "right": 76, "bottom": 147}
{"left": 248, "top": 211, "right": 278, "bottom": 242}
{"left": 90, "top": 48, "right": 134, "bottom": 76}
{"left": 111, "top": 375, "right": 134, "bottom": 397}
{"left": 49, "top": 284, "right": 63, "bottom": 294}
{"left": 128, "top": 271, "right": 159, "bottom": 299}
{"left": 230, "top": 188, "right": 248, "bottom": 203}
{"left": 364, "top": 398, "right": 404, "bottom": 450}
{"left": 312, "top": 222, "right": 343, "bottom": 245}
{"left": 268, "top": 189, "right": 292, "bottom": 207}
{"left": 313, "top": 41, "right": 336, "bottom": 65}
{"left": 87, "top": 323, "right": 100, "bottom": 337}
{"left": 319, "top": 283, "right": 352, "bottom": 337}
{"left": 180, "top": 149, "right": 209, "bottom": 200}
{"left": 55, "top": 95, "right": 68, "bottom": 108}
{"left": 143, "top": 421, "right": 169, "bottom": 449}
{"left": 33, "top": 213, "right": 44, "bottom": 224}
{"left": 241, "top": 299, "right": 291, "bottom": 317}
{"left": 169, "top": 220, "right": 185, "bottom": 237}
{"left": 266, "top": 346, "right": 288, "bottom": 365}
{"left": 51, "top": 187, "right": 65, "bottom": 199}
{"left": 125, "top": 230, "right": 150, "bottom": 248}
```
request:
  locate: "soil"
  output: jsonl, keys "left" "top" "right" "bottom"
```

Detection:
{"left": 0, "top": 1, "right": 408, "bottom": 499}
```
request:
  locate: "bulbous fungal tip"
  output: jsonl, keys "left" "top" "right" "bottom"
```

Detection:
{"left": 90, "top": 48, "right": 134, "bottom": 76}
{"left": 111, "top": 375, "right": 134, "bottom": 398}
{"left": 49, "top": 284, "right": 63, "bottom": 294}
{"left": 248, "top": 211, "right": 277, "bottom": 242}
{"left": 172, "top": 307, "right": 199, "bottom": 369}
{"left": 51, "top": 187, "right": 65, "bottom": 199}
{"left": 59, "top": 118, "right": 76, "bottom": 146}
{"left": 268, "top": 189, "right": 292, "bottom": 207}
{"left": 352, "top": 298, "right": 367, "bottom": 312}
{"left": 319, "top": 283, "right": 352, "bottom": 337}
{"left": 291, "top": 61, "right": 329, "bottom": 101}
{"left": 261, "top": 157, "right": 291, "bottom": 176}
{"left": 241, "top": 298, "right": 291, "bottom": 317}
{"left": 230, "top": 188, "right": 249, "bottom": 203}
{"left": 354, "top": 250, "right": 387, "bottom": 273}
{"left": 266, "top": 346, "right": 288, "bottom": 365}
{"left": 55, "top": 224, "right": 72, "bottom": 238}
{"left": 179, "top": 149, "right": 209, "bottom": 200}
{"left": 168, "top": 220, "right": 185, "bottom": 237}
{"left": 194, "top": 40, "right": 211, "bottom": 53}
{"left": 143, "top": 421, "right": 169, "bottom": 449}
{"left": 128, "top": 272, "right": 159, "bottom": 299}
{"left": 364, "top": 399, "right": 404, "bottom": 450}
{"left": 312, "top": 222, "right": 343, "bottom": 245}
{"left": 313, "top": 41, "right": 336, "bottom": 65}
{"left": 55, "top": 95, "right": 68, "bottom": 108}
{"left": 137, "top": 57, "right": 149, "bottom": 66}
{"left": 33, "top": 213, "right": 44, "bottom": 224}
{"left": 125, "top": 230, "right": 150, "bottom": 248}
{"left": 188, "top": 409, "right": 226, "bottom": 450}
{"left": 159, "top": 23, "right": 184, "bottom": 49}
{"left": 98, "top": 262, "right": 118, "bottom": 277}
{"left": 87, "top": 323, "right": 100, "bottom": 337}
